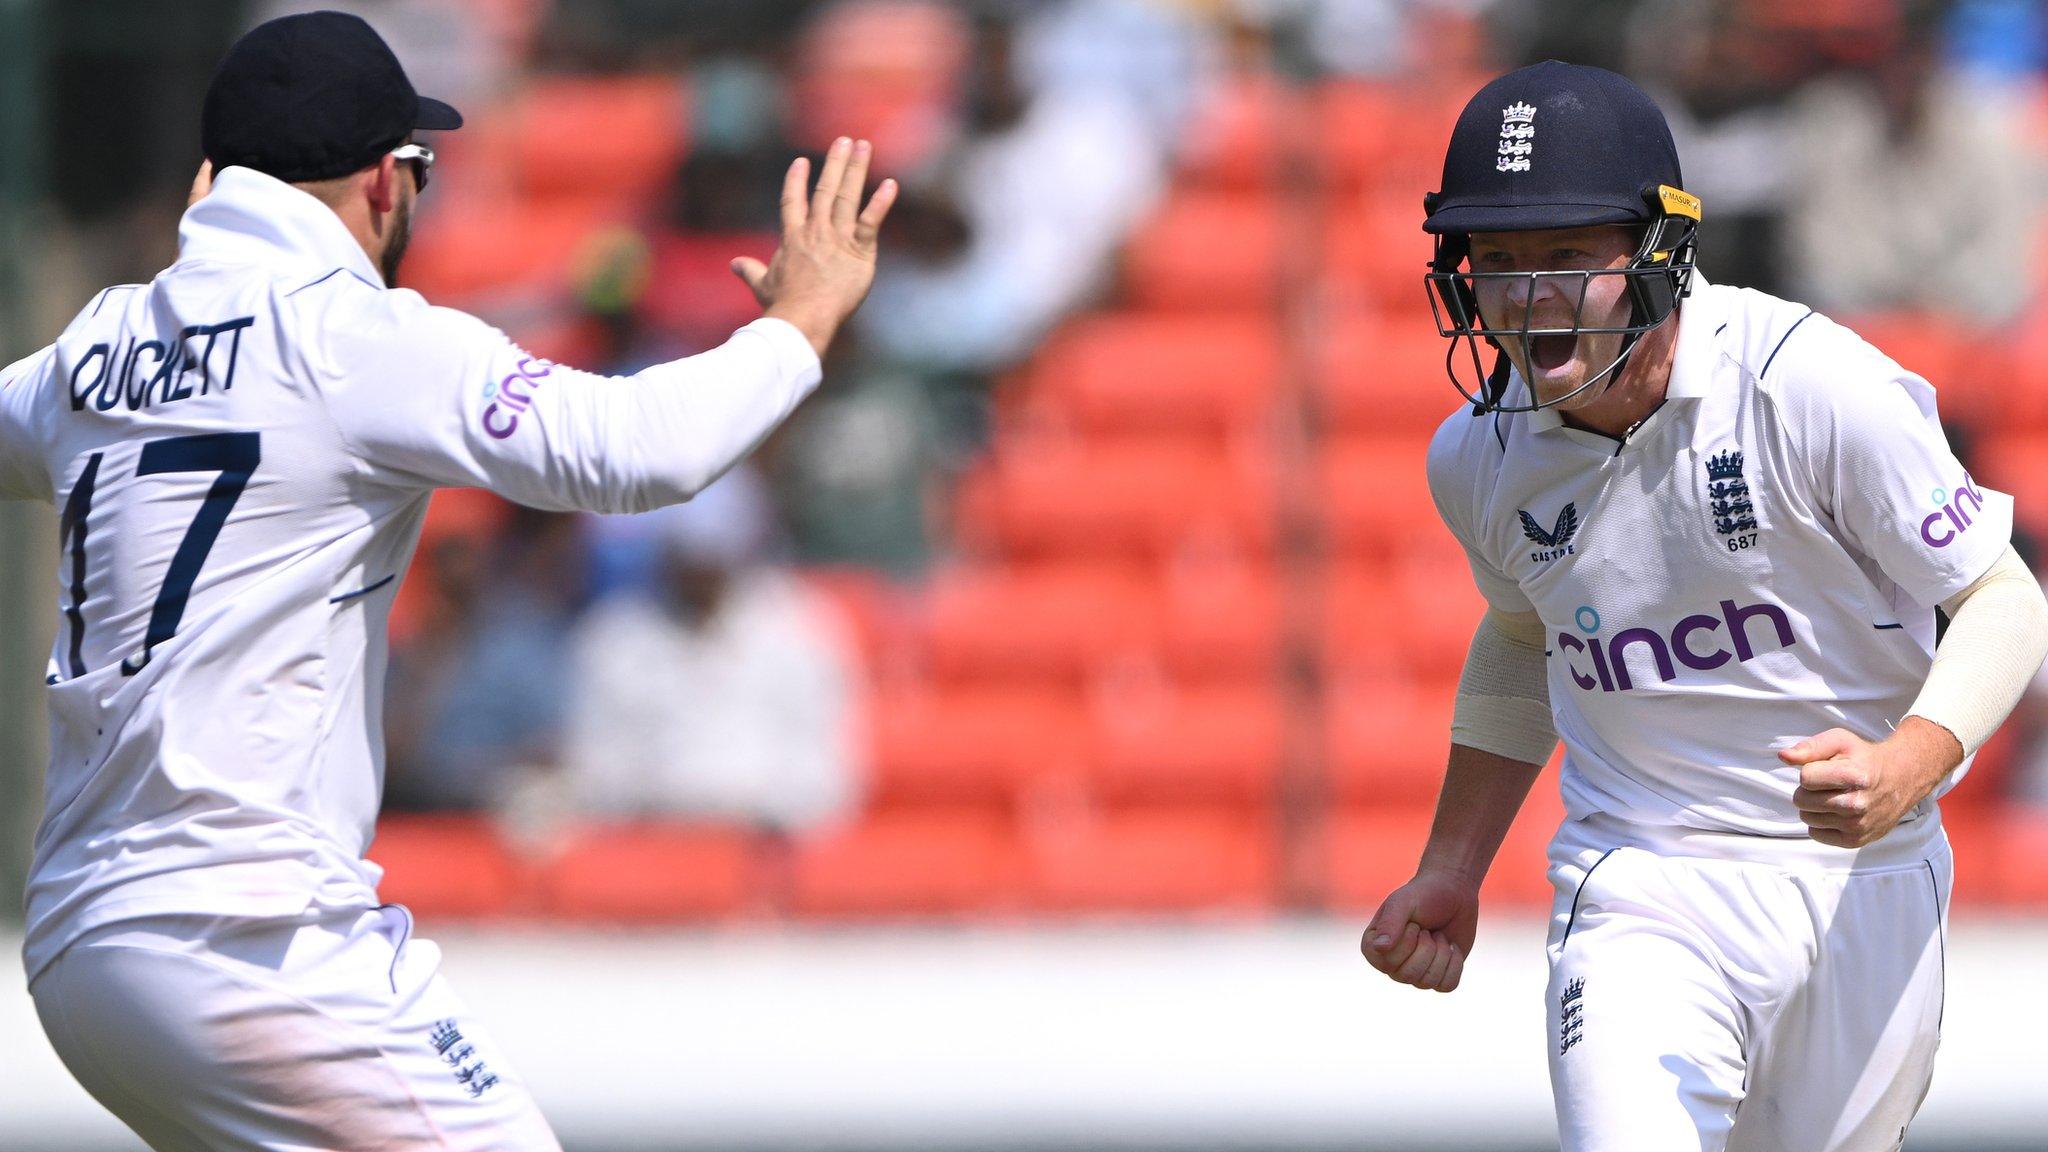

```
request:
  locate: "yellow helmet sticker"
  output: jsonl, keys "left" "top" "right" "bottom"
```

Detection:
{"left": 1657, "top": 185, "right": 1703, "bottom": 220}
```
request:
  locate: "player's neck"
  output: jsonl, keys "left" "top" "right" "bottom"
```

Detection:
{"left": 1557, "top": 318, "right": 1678, "bottom": 442}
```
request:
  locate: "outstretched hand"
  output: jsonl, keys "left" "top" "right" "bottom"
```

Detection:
{"left": 732, "top": 137, "right": 898, "bottom": 361}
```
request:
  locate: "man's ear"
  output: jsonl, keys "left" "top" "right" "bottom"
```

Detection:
{"left": 366, "top": 154, "right": 401, "bottom": 215}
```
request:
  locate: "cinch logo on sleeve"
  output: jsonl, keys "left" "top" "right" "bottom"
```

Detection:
{"left": 479, "top": 357, "right": 555, "bottom": 440}
{"left": 1920, "top": 475, "right": 1985, "bottom": 549}
{"left": 1556, "top": 600, "right": 1797, "bottom": 693}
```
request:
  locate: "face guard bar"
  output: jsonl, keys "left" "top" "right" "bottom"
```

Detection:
{"left": 1423, "top": 184, "right": 1701, "bottom": 415}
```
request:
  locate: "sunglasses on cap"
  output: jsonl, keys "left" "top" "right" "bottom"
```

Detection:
{"left": 390, "top": 143, "right": 435, "bottom": 191}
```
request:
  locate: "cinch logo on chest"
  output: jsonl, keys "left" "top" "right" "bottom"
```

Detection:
{"left": 1920, "top": 475, "right": 1986, "bottom": 549}
{"left": 1519, "top": 502, "right": 1579, "bottom": 563}
{"left": 1556, "top": 599, "right": 1797, "bottom": 693}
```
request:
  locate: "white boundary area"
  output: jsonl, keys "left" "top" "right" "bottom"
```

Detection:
{"left": 4, "top": 917, "right": 2044, "bottom": 1150}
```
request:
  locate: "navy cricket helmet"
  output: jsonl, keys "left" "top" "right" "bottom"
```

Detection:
{"left": 1422, "top": 61, "right": 1701, "bottom": 414}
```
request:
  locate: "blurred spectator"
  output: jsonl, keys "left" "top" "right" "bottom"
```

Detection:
{"left": 770, "top": 349, "right": 955, "bottom": 573}
{"left": 1778, "top": 1, "right": 2039, "bottom": 325}
{"left": 384, "top": 509, "right": 585, "bottom": 812}
{"left": 538, "top": 0, "right": 818, "bottom": 67}
{"left": 788, "top": 0, "right": 973, "bottom": 171}
{"left": 1946, "top": 0, "right": 2048, "bottom": 81}
{"left": 856, "top": 7, "right": 1171, "bottom": 375}
{"left": 632, "top": 55, "right": 799, "bottom": 358}
{"left": 562, "top": 467, "right": 866, "bottom": 831}
{"left": 253, "top": 0, "right": 512, "bottom": 110}
{"left": 1487, "top": 0, "right": 1644, "bottom": 72}
{"left": 1016, "top": 0, "right": 1213, "bottom": 139}
{"left": 1627, "top": 0, "right": 1804, "bottom": 295}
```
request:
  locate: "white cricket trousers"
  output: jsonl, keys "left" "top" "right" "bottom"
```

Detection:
{"left": 30, "top": 904, "right": 563, "bottom": 1152}
{"left": 1545, "top": 811, "right": 1950, "bottom": 1152}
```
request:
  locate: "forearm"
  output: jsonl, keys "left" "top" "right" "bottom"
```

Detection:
{"left": 601, "top": 318, "right": 822, "bottom": 510}
{"left": 1417, "top": 743, "right": 1545, "bottom": 886}
{"left": 1906, "top": 544, "right": 2048, "bottom": 758}
{"left": 1421, "top": 608, "right": 1554, "bottom": 884}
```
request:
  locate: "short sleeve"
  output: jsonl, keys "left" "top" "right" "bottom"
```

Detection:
{"left": 0, "top": 346, "right": 56, "bottom": 502}
{"left": 1426, "top": 415, "right": 1536, "bottom": 614}
{"left": 1769, "top": 314, "right": 2012, "bottom": 608}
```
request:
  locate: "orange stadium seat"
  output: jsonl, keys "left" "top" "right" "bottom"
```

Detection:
{"left": 867, "top": 684, "right": 1089, "bottom": 805}
{"left": 1157, "top": 558, "right": 1286, "bottom": 678}
{"left": 787, "top": 1, "right": 970, "bottom": 168}
{"left": 1940, "top": 804, "right": 1995, "bottom": 909}
{"left": 1017, "top": 314, "right": 1286, "bottom": 435}
{"left": 537, "top": 824, "right": 756, "bottom": 922}
{"left": 1318, "top": 435, "right": 1436, "bottom": 558}
{"left": 1323, "top": 767, "right": 1562, "bottom": 915}
{"left": 1176, "top": 74, "right": 1292, "bottom": 191}
{"left": 1974, "top": 799, "right": 2048, "bottom": 906}
{"left": 1315, "top": 80, "right": 1466, "bottom": 197}
{"left": 1844, "top": 313, "right": 2003, "bottom": 429}
{"left": 1324, "top": 670, "right": 1456, "bottom": 806}
{"left": 1027, "top": 803, "right": 1278, "bottom": 913}
{"left": 922, "top": 563, "right": 1160, "bottom": 682}
{"left": 368, "top": 815, "right": 524, "bottom": 919}
{"left": 1322, "top": 192, "right": 1441, "bottom": 311}
{"left": 790, "top": 806, "right": 1023, "bottom": 916}
{"left": 1322, "top": 803, "right": 1432, "bottom": 912}
{"left": 1090, "top": 681, "right": 1288, "bottom": 803}
{"left": 510, "top": 315, "right": 608, "bottom": 367}
{"left": 511, "top": 74, "right": 688, "bottom": 213}
{"left": 1315, "top": 310, "right": 1475, "bottom": 433}
{"left": 1122, "top": 191, "right": 1284, "bottom": 312}
{"left": 798, "top": 566, "right": 915, "bottom": 670}
{"left": 1969, "top": 431, "right": 2048, "bottom": 538}
{"left": 1323, "top": 554, "right": 1486, "bottom": 680}
{"left": 638, "top": 231, "right": 780, "bottom": 350}
{"left": 404, "top": 198, "right": 616, "bottom": 301}
{"left": 1987, "top": 305, "right": 2048, "bottom": 428}
{"left": 952, "top": 434, "right": 1279, "bottom": 560}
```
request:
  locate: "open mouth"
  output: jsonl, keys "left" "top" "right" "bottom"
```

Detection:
{"left": 1529, "top": 333, "right": 1577, "bottom": 372}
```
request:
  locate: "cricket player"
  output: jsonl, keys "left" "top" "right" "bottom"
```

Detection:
{"left": 0, "top": 12, "right": 894, "bottom": 1150}
{"left": 1359, "top": 61, "right": 2048, "bottom": 1151}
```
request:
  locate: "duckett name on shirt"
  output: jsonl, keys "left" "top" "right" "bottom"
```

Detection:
{"left": 1556, "top": 599, "right": 1797, "bottom": 693}
{"left": 1920, "top": 475, "right": 1985, "bottom": 549}
{"left": 68, "top": 317, "right": 256, "bottom": 414}
{"left": 479, "top": 356, "right": 555, "bottom": 440}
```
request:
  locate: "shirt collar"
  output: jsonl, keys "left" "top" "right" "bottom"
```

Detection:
{"left": 175, "top": 165, "right": 386, "bottom": 289}
{"left": 1519, "top": 271, "right": 1722, "bottom": 434}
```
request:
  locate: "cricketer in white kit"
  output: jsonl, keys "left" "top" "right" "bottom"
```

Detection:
{"left": 1361, "top": 62, "right": 2048, "bottom": 1152}
{"left": 0, "top": 12, "right": 895, "bottom": 1151}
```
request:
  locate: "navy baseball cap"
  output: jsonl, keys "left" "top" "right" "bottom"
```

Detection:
{"left": 1423, "top": 61, "right": 1681, "bottom": 236}
{"left": 202, "top": 11, "right": 462, "bottom": 184}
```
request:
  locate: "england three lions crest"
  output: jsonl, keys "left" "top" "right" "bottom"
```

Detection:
{"left": 1706, "top": 449, "right": 1759, "bottom": 538}
{"left": 1497, "top": 102, "right": 1536, "bottom": 173}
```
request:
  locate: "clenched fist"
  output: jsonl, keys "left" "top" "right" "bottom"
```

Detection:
{"left": 1779, "top": 718, "right": 1961, "bottom": 849}
{"left": 1361, "top": 870, "right": 1482, "bottom": 993}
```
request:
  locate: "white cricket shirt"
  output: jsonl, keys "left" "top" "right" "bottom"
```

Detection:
{"left": 0, "top": 167, "right": 822, "bottom": 981}
{"left": 1427, "top": 276, "right": 2012, "bottom": 840}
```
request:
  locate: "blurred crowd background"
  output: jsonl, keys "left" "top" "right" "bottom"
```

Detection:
{"left": 8, "top": 0, "right": 2048, "bottom": 928}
